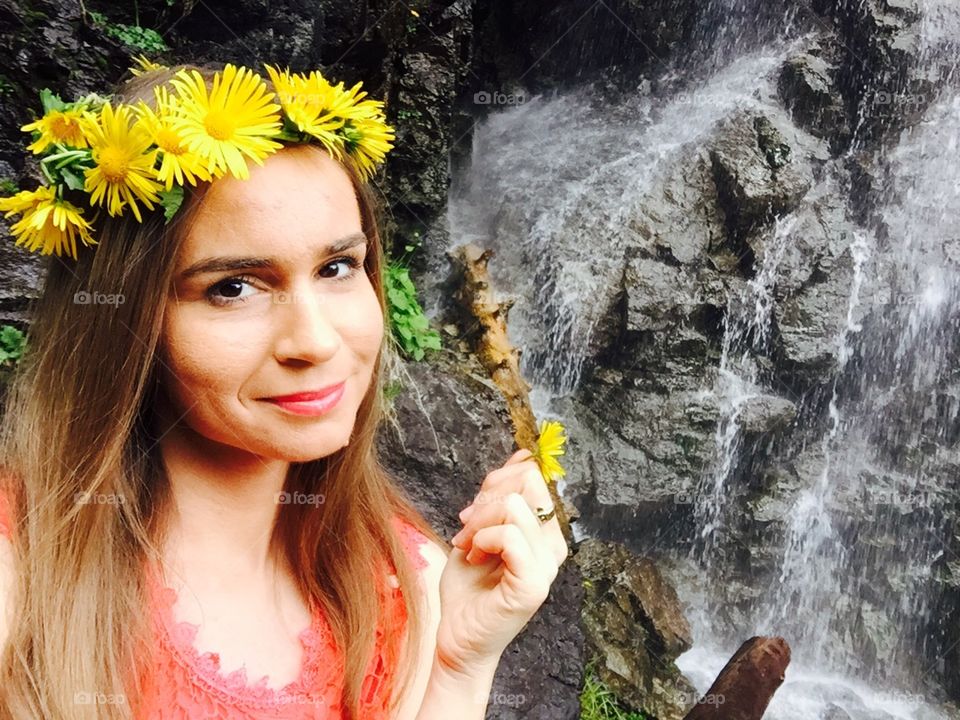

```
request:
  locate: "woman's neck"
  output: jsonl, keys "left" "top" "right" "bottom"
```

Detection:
{"left": 156, "top": 421, "right": 291, "bottom": 588}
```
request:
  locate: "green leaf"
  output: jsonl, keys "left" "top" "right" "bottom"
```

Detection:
{"left": 60, "top": 166, "right": 86, "bottom": 191}
{"left": 158, "top": 185, "right": 184, "bottom": 223}
{"left": 387, "top": 288, "right": 410, "bottom": 310}
{"left": 38, "top": 88, "right": 66, "bottom": 114}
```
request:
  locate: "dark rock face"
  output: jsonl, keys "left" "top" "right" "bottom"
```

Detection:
{"left": 777, "top": 44, "right": 851, "bottom": 153}
{"left": 709, "top": 110, "right": 814, "bottom": 248}
{"left": 575, "top": 538, "right": 695, "bottom": 720}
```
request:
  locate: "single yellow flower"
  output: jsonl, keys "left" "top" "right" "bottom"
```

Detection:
{"left": 0, "top": 186, "right": 50, "bottom": 217}
{"left": 343, "top": 115, "right": 395, "bottom": 183}
{"left": 169, "top": 64, "right": 283, "bottom": 180}
{"left": 0, "top": 186, "right": 95, "bottom": 259}
{"left": 263, "top": 65, "right": 347, "bottom": 157}
{"left": 129, "top": 54, "right": 167, "bottom": 77}
{"left": 135, "top": 87, "right": 212, "bottom": 190}
{"left": 82, "top": 101, "right": 163, "bottom": 222}
{"left": 21, "top": 107, "right": 96, "bottom": 153}
{"left": 532, "top": 419, "right": 567, "bottom": 483}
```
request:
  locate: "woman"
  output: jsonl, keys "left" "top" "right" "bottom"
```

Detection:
{"left": 0, "top": 63, "right": 568, "bottom": 719}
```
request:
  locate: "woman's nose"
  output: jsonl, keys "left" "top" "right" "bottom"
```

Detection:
{"left": 272, "top": 285, "right": 341, "bottom": 363}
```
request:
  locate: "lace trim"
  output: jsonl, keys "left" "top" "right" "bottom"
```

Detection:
{"left": 144, "top": 515, "right": 430, "bottom": 711}
{"left": 145, "top": 564, "right": 339, "bottom": 711}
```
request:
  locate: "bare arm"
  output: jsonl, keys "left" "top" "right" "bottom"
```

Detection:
{"left": 392, "top": 537, "right": 502, "bottom": 720}
{"left": 392, "top": 538, "right": 447, "bottom": 720}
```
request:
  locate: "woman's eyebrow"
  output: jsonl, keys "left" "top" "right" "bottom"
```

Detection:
{"left": 177, "top": 232, "right": 368, "bottom": 280}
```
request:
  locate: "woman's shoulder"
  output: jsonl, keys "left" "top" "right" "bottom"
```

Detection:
{"left": 389, "top": 514, "right": 447, "bottom": 574}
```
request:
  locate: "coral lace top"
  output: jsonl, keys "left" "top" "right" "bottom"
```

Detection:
{"left": 0, "top": 490, "right": 431, "bottom": 719}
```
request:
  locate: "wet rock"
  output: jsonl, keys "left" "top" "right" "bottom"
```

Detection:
{"left": 709, "top": 111, "right": 815, "bottom": 246}
{"left": 575, "top": 538, "right": 695, "bottom": 720}
{"left": 825, "top": 0, "right": 947, "bottom": 143}
{"left": 777, "top": 46, "right": 851, "bottom": 153}
{"left": 628, "top": 150, "right": 728, "bottom": 267}
{"left": 737, "top": 394, "right": 797, "bottom": 434}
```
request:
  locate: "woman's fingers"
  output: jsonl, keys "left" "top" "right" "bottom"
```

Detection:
{"left": 454, "top": 491, "right": 559, "bottom": 572}
{"left": 504, "top": 448, "right": 534, "bottom": 466}
{"left": 460, "top": 458, "right": 551, "bottom": 520}
{"left": 461, "top": 495, "right": 554, "bottom": 580}
{"left": 454, "top": 448, "right": 569, "bottom": 567}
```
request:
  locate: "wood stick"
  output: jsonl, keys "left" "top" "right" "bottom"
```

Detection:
{"left": 683, "top": 636, "right": 791, "bottom": 720}
{"left": 450, "top": 243, "right": 574, "bottom": 546}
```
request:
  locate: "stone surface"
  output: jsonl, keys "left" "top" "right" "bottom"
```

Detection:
{"left": 575, "top": 537, "right": 695, "bottom": 720}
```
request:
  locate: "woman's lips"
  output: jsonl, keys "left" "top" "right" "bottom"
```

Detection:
{"left": 263, "top": 381, "right": 345, "bottom": 416}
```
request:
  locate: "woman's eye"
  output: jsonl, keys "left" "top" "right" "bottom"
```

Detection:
{"left": 319, "top": 257, "right": 362, "bottom": 282}
{"left": 204, "top": 258, "right": 362, "bottom": 307}
{"left": 206, "top": 276, "right": 258, "bottom": 306}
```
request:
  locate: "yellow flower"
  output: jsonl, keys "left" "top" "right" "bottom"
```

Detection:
{"left": 343, "top": 114, "right": 395, "bottom": 183}
{"left": 264, "top": 65, "right": 347, "bottom": 157}
{"left": 169, "top": 64, "right": 283, "bottom": 180}
{"left": 0, "top": 186, "right": 95, "bottom": 260}
{"left": 82, "top": 101, "right": 163, "bottom": 222}
{"left": 532, "top": 420, "right": 567, "bottom": 483}
{"left": 21, "top": 107, "right": 96, "bottom": 154}
{"left": 135, "top": 86, "right": 212, "bottom": 190}
{"left": 129, "top": 54, "right": 167, "bottom": 77}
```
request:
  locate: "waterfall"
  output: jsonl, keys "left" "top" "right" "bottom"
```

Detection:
{"left": 442, "top": 1, "right": 960, "bottom": 718}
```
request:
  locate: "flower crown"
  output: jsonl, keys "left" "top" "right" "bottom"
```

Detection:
{"left": 0, "top": 56, "right": 396, "bottom": 260}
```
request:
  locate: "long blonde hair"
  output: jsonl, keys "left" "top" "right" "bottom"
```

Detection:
{"left": 0, "top": 64, "right": 446, "bottom": 720}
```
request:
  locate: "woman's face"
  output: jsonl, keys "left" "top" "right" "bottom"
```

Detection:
{"left": 159, "top": 145, "right": 384, "bottom": 463}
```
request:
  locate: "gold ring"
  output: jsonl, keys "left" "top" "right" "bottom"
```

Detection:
{"left": 535, "top": 505, "right": 556, "bottom": 523}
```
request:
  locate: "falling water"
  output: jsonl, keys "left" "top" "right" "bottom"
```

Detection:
{"left": 448, "top": 43, "right": 799, "bottom": 397}
{"left": 443, "top": 1, "right": 960, "bottom": 717}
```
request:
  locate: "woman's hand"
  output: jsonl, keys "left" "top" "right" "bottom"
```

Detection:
{"left": 435, "top": 448, "right": 569, "bottom": 675}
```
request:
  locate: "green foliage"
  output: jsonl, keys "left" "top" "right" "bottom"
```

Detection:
{"left": 580, "top": 657, "right": 648, "bottom": 720}
{"left": 88, "top": 10, "right": 169, "bottom": 53}
{"left": 159, "top": 186, "right": 184, "bottom": 222}
{"left": 384, "top": 233, "right": 441, "bottom": 361}
{"left": 396, "top": 108, "right": 422, "bottom": 122}
{"left": 383, "top": 378, "right": 404, "bottom": 403}
{"left": 0, "top": 178, "right": 18, "bottom": 195}
{"left": 0, "top": 325, "right": 26, "bottom": 367}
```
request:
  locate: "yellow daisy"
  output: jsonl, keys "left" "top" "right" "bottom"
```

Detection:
{"left": 342, "top": 114, "right": 395, "bottom": 183}
{"left": 0, "top": 186, "right": 95, "bottom": 259}
{"left": 82, "top": 101, "right": 163, "bottom": 221}
{"left": 21, "top": 107, "right": 96, "bottom": 154}
{"left": 263, "top": 64, "right": 347, "bottom": 158}
{"left": 129, "top": 54, "right": 167, "bottom": 77}
{"left": 135, "top": 87, "right": 212, "bottom": 189}
{"left": 532, "top": 420, "right": 568, "bottom": 483}
{"left": 169, "top": 64, "right": 283, "bottom": 180}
